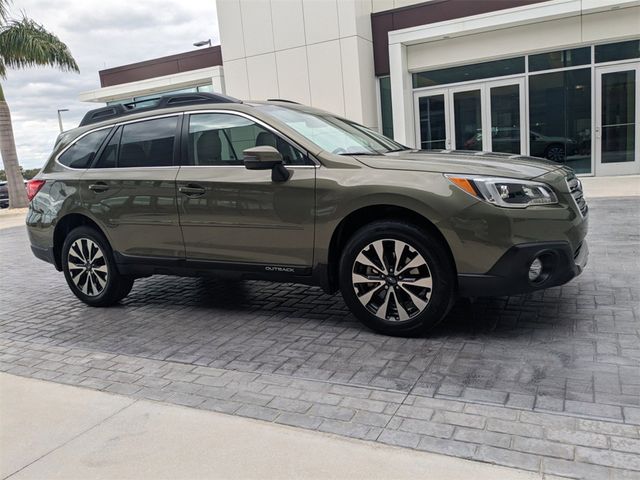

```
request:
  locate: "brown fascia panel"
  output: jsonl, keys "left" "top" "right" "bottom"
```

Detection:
{"left": 99, "top": 45, "right": 223, "bottom": 87}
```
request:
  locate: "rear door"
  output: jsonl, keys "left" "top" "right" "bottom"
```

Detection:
{"left": 176, "top": 111, "right": 316, "bottom": 268}
{"left": 79, "top": 115, "right": 184, "bottom": 259}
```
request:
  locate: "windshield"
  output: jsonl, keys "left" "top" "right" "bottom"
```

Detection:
{"left": 255, "top": 104, "right": 408, "bottom": 155}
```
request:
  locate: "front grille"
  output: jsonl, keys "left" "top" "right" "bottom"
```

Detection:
{"left": 566, "top": 173, "right": 588, "bottom": 217}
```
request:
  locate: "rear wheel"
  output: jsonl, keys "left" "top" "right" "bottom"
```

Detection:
{"left": 62, "top": 226, "right": 134, "bottom": 307}
{"left": 339, "top": 221, "right": 455, "bottom": 336}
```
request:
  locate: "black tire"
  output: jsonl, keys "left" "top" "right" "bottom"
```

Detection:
{"left": 339, "top": 221, "right": 455, "bottom": 337}
{"left": 544, "top": 143, "right": 565, "bottom": 162}
{"left": 61, "top": 226, "right": 134, "bottom": 307}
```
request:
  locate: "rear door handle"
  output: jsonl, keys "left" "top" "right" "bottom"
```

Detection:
{"left": 89, "top": 182, "right": 109, "bottom": 193}
{"left": 179, "top": 184, "right": 206, "bottom": 197}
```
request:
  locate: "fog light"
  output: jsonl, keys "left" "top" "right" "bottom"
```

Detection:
{"left": 528, "top": 257, "right": 543, "bottom": 282}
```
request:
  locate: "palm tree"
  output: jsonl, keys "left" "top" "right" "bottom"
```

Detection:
{"left": 0, "top": 0, "right": 78, "bottom": 208}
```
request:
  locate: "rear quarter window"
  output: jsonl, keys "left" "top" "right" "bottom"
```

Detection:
{"left": 58, "top": 128, "right": 111, "bottom": 169}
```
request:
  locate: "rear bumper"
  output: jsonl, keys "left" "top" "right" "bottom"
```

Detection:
{"left": 458, "top": 240, "right": 588, "bottom": 297}
{"left": 0, "top": 198, "right": 8, "bottom": 208}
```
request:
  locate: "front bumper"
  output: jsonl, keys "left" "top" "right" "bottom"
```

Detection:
{"left": 458, "top": 240, "right": 588, "bottom": 297}
{"left": 31, "top": 245, "right": 56, "bottom": 267}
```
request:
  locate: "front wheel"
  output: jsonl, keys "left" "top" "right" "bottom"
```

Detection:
{"left": 339, "top": 221, "right": 455, "bottom": 336}
{"left": 62, "top": 226, "right": 134, "bottom": 307}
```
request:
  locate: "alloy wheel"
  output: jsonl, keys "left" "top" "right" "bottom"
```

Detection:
{"left": 67, "top": 238, "right": 108, "bottom": 297}
{"left": 351, "top": 238, "right": 433, "bottom": 322}
{"left": 546, "top": 146, "right": 565, "bottom": 162}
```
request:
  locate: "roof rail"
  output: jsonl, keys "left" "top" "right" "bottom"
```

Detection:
{"left": 266, "top": 98, "right": 301, "bottom": 104}
{"left": 79, "top": 92, "right": 242, "bottom": 127}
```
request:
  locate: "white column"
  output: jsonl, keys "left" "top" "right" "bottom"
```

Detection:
{"left": 211, "top": 67, "right": 226, "bottom": 94}
{"left": 389, "top": 42, "right": 415, "bottom": 147}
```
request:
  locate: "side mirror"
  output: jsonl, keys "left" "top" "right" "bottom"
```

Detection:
{"left": 243, "top": 146, "right": 290, "bottom": 182}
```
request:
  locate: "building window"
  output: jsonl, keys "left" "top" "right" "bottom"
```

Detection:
{"left": 412, "top": 57, "right": 525, "bottom": 88}
{"left": 379, "top": 76, "right": 394, "bottom": 139}
{"left": 595, "top": 40, "right": 640, "bottom": 63}
{"left": 529, "top": 47, "right": 590, "bottom": 72}
{"left": 529, "top": 68, "right": 592, "bottom": 174}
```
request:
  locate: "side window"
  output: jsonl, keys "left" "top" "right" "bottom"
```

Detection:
{"left": 119, "top": 117, "right": 177, "bottom": 168}
{"left": 58, "top": 129, "right": 110, "bottom": 169}
{"left": 94, "top": 127, "right": 121, "bottom": 168}
{"left": 93, "top": 117, "right": 178, "bottom": 168}
{"left": 187, "top": 113, "right": 308, "bottom": 166}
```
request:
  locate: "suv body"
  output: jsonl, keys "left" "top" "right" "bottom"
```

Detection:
{"left": 26, "top": 93, "right": 588, "bottom": 336}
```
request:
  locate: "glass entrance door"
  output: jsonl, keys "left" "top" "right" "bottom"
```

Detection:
{"left": 451, "top": 87, "right": 483, "bottom": 151}
{"left": 487, "top": 79, "right": 526, "bottom": 155}
{"left": 414, "top": 79, "right": 525, "bottom": 155}
{"left": 595, "top": 63, "right": 640, "bottom": 175}
{"left": 415, "top": 90, "right": 449, "bottom": 150}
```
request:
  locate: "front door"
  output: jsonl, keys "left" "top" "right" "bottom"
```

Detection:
{"left": 595, "top": 63, "right": 640, "bottom": 175}
{"left": 176, "top": 111, "right": 316, "bottom": 268}
{"left": 414, "top": 78, "right": 526, "bottom": 155}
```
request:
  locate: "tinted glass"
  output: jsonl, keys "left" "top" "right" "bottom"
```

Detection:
{"left": 255, "top": 105, "right": 406, "bottom": 154}
{"left": 379, "top": 76, "right": 394, "bottom": 139}
{"left": 58, "top": 129, "right": 110, "bottom": 168}
{"left": 454, "top": 90, "right": 482, "bottom": 151}
{"left": 490, "top": 84, "right": 521, "bottom": 154}
{"left": 187, "top": 113, "right": 307, "bottom": 166}
{"left": 94, "top": 127, "right": 121, "bottom": 168}
{"left": 413, "top": 57, "right": 524, "bottom": 88}
{"left": 601, "top": 70, "right": 636, "bottom": 163}
{"left": 418, "top": 94, "right": 446, "bottom": 150}
{"left": 529, "top": 68, "right": 591, "bottom": 173}
{"left": 595, "top": 40, "right": 640, "bottom": 63}
{"left": 529, "top": 47, "right": 590, "bottom": 72}
{"left": 117, "top": 117, "right": 177, "bottom": 168}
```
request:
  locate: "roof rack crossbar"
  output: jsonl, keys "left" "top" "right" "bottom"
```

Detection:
{"left": 79, "top": 92, "right": 242, "bottom": 127}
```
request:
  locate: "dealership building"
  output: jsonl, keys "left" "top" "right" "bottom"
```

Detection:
{"left": 79, "top": 0, "right": 640, "bottom": 176}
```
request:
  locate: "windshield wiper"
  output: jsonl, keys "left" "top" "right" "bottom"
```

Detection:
{"left": 386, "top": 147, "right": 411, "bottom": 152}
{"left": 338, "top": 151, "right": 383, "bottom": 156}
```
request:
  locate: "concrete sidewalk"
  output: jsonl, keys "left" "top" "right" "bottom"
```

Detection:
{"left": 0, "top": 208, "right": 27, "bottom": 230}
{"left": 0, "top": 373, "right": 539, "bottom": 480}
{"left": 579, "top": 174, "right": 639, "bottom": 197}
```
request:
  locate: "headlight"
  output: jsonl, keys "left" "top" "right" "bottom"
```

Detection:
{"left": 445, "top": 174, "right": 558, "bottom": 208}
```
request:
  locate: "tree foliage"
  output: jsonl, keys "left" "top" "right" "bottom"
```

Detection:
{"left": 0, "top": 0, "right": 79, "bottom": 78}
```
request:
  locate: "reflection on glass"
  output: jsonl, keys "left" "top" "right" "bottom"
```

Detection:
{"left": 379, "top": 76, "right": 394, "bottom": 139}
{"left": 490, "top": 85, "right": 520, "bottom": 154}
{"left": 529, "top": 68, "right": 592, "bottom": 174}
{"left": 418, "top": 95, "right": 446, "bottom": 150}
{"left": 413, "top": 57, "right": 525, "bottom": 88}
{"left": 601, "top": 70, "right": 636, "bottom": 163}
{"left": 595, "top": 40, "right": 640, "bottom": 64}
{"left": 454, "top": 90, "right": 482, "bottom": 151}
{"left": 528, "top": 47, "right": 590, "bottom": 72}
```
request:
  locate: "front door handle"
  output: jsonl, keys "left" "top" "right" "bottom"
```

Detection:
{"left": 88, "top": 182, "right": 109, "bottom": 193}
{"left": 179, "top": 184, "right": 206, "bottom": 197}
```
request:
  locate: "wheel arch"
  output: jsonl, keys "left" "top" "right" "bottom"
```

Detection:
{"left": 53, "top": 213, "right": 109, "bottom": 270}
{"left": 324, "top": 204, "right": 457, "bottom": 293}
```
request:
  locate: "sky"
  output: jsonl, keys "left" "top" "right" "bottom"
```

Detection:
{"left": 2, "top": 0, "right": 219, "bottom": 169}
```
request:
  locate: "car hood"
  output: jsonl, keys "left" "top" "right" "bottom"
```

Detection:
{"left": 353, "top": 150, "right": 565, "bottom": 180}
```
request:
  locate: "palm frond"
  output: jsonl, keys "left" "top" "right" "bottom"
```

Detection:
{"left": 0, "top": 17, "right": 79, "bottom": 76}
{"left": 0, "top": 0, "right": 10, "bottom": 22}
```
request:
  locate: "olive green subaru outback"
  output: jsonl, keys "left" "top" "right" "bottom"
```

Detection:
{"left": 26, "top": 93, "right": 588, "bottom": 336}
